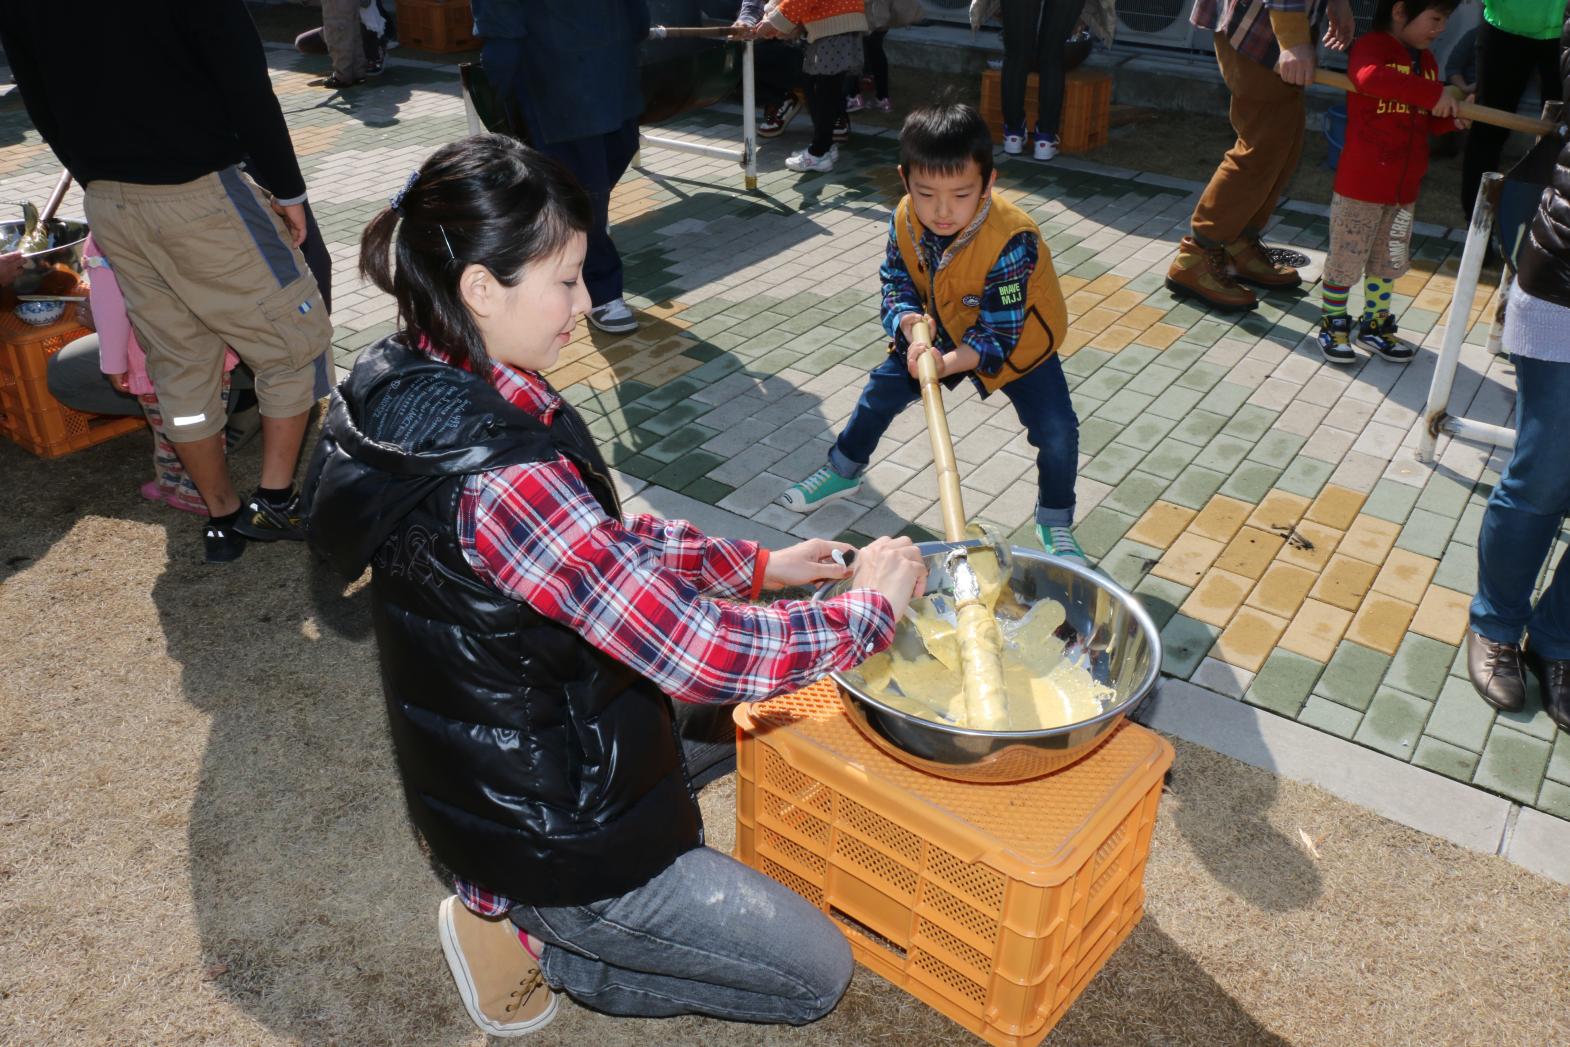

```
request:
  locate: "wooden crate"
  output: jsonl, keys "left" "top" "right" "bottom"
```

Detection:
{"left": 980, "top": 67, "right": 1112, "bottom": 155}
{"left": 399, "top": 0, "right": 477, "bottom": 54}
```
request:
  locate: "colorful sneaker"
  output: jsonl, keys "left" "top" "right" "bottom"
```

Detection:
{"left": 784, "top": 148, "right": 834, "bottom": 173}
{"left": 233, "top": 491, "right": 307, "bottom": 542}
{"left": 1032, "top": 134, "right": 1060, "bottom": 162}
{"left": 758, "top": 94, "right": 802, "bottom": 138}
{"left": 1317, "top": 315, "right": 1356, "bottom": 365}
{"left": 438, "top": 896, "right": 559, "bottom": 1038}
{"left": 588, "top": 297, "right": 638, "bottom": 334}
{"left": 1002, "top": 126, "right": 1025, "bottom": 155}
{"left": 844, "top": 94, "right": 867, "bottom": 113}
{"left": 1036, "top": 524, "right": 1087, "bottom": 564}
{"left": 1355, "top": 314, "right": 1416, "bottom": 363}
{"left": 872, "top": 96, "right": 892, "bottom": 112}
{"left": 778, "top": 465, "right": 861, "bottom": 512}
{"left": 832, "top": 113, "right": 850, "bottom": 142}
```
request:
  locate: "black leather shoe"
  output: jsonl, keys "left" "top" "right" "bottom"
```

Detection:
{"left": 1525, "top": 645, "right": 1570, "bottom": 731}
{"left": 1466, "top": 628, "right": 1526, "bottom": 712}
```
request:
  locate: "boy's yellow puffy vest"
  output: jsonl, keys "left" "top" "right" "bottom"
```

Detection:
{"left": 893, "top": 192, "right": 1068, "bottom": 394}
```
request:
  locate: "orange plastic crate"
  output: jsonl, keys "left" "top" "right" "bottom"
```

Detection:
{"left": 399, "top": 0, "right": 477, "bottom": 53}
{"left": 979, "top": 67, "right": 1112, "bottom": 155}
{"left": 734, "top": 680, "right": 1172, "bottom": 1047}
{"left": 0, "top": 310, "right": 145, "bottom": 458}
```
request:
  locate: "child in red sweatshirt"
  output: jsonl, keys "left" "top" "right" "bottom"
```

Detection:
{"left": 1318, "top": 0, "right": 1470, "bottom": 364}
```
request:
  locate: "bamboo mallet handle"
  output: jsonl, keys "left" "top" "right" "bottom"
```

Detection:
{"left": 913, "top": 322, "right": 968, "bottom": 543}
{"left": 1314, "top": 69, "right": 1557, "bottom": 137}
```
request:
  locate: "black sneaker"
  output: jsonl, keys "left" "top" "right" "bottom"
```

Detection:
{"left": 1317, "top": 315, "right": 1356, "bottom": 364}
{"left": 204, "top": 518, "right": 248, "bottom": 564}
{"left": 1355, "top": 313, "right": 1416, "bottom": 362}
{"left": 832, "top": 112, "right": 850, "bottom": 142}
{"left": 233, "top": 492, "right": 307, "bottom": 542}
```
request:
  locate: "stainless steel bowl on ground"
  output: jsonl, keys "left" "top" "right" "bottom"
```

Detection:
{"left": 1, "top": 217, "right": 89, "bottom": 296}
{"left": 813, "top": 541, "right": 1162, "bottom": 784}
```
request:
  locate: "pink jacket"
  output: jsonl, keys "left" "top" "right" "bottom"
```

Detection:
{"left": 84, "top": 233, "right": 237, "bottom": 396}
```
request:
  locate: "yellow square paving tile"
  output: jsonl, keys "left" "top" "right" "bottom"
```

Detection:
{"left": 1089, "top": 324, "right": 1143, "bottom": 352}
{"left": 1304, "top": 484, "right": 1367, "bottom": 531}
{"left": 543, "top": 360, "right": 604, "bottom": 389}
{"left": 635, "top": 355, "right": 703, "bottom": 387}
{"left": 1345, "top": 594, "right": 1420, "bottom": 656}
{"left": 1275, "top": 520, "right": 1344, "bottom": 571}
{"left": 1338, "top": 514, "right": 1402, "bottom": 565}
{"left": 1059, "top": 274, "right": 1089, "bottom": 294}
{"left": 1179, "top": 568, "right": 1256, "bottom": 628}
{"left": 1246, "top": 490, "right": 1313, "bottom": 532}
{"left": 1215, "top": 526, "right": 1287, "bottom": 579}
{"left": 1060, "top": 329, "right": 1094, "bottom": 357}
{"left": 1410, "top": 584, "right": 1471, "bottom": 646}
{"left": 1190, "top": 495, "right": 1256, "bottom": 543}
{"left": 1102, "top": 288, "right": 1147, "bottom": 313}
{"left": 1077, "top": 306, "right": 1124, "bottom": 335}
{"left": 1136, "top": 323, "right": 1185, "bottom": 349}
{"left": 1122, "top": 304, "right": 1168, "bottom": 330}
{"left": 1245, "top": 561, "right": 1319, "bottom": 618}
{"left": 1152, "top": 533, "right": 1227, "bottom": 587}
{"left": 1278, "top": 599, "right": 1355, "bottom": 662}
{"left": 1371, "top": 547, "right": 1440, "bottom": 603}
{"left": 1214, "top": 607, "right": 1291, "bottom": 673}
{"left": 1085, "top": 272, "right": 1129, "bottom": 296}
{"left": 1126, "top": 501, "right": 1197, "bottom": 550}
{"left": 1067, "top": 289, "right": 1105, "bottom": 315}
{"left": 1309, "top": 554, "right": 1381, "bottom": 611}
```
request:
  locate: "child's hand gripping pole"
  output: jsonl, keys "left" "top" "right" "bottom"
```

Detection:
{"left": 1312, "top": 69, "right": 1557, "bottom": 136}
{"left": 912, "top": 321, "right": 1010, "bottom": 729}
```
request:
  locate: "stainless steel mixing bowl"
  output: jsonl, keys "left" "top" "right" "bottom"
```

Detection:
{"left": 814, "top": 541, "right": 1162, "bottom": 783}
{"left": 1, "top": 217, "right": 89, "bottom": 296}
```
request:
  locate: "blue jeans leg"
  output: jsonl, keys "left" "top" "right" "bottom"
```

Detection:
{"left": 508, "top": 847, "right": 853, "bottom": 1024}
{"left": 1470, "top": 355, "right": 1570, "bottom": 658}
{"left": 1000, "top": 355, "right": 1079, "bottom": 528}
{"left": 829, "top": 353, "right": 920, "bottom": 478}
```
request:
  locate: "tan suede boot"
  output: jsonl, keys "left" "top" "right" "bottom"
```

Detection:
{"left": 1165, "top": 237, "right": 1258, "bottom": 312}
{"left": 438, "top": 896, "right": 559, "bottom": 1037}
{"left": 1226, "top": 236, "right": 1303, "bottom": 289}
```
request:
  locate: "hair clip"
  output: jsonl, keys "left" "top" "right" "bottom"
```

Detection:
{"left": 389, "top": 169, "right": 420, "bottom": 215}
{"left": 437, "top": 223, "right": 456, "bottom": 261}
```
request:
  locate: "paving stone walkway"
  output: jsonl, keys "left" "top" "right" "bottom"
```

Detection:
{"left": 3, "top": 43, "right": 1565, "bottom": 825}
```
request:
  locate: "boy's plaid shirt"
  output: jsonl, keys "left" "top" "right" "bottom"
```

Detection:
{"left": 1189, "top": 0, "right": 1330, "bottom": 67}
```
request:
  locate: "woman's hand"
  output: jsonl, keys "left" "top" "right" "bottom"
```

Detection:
{"left": 850, "top": 536, "right": 927, "bottom": 622}
{"left": 754, "top": 19, "right": 786, "bottom": 39}
{"left": 728, "top": 18, "right": 756, "bottom": 39}
{"left": 763, "top": 538, "right": 853, "bottom": 589}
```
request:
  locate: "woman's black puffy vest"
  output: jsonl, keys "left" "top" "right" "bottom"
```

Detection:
{"left": 1516, "top": 14, "right": 1570, "bottom": 309}
{"left": 305, "top": 338, "right": 701, "bottom": 906}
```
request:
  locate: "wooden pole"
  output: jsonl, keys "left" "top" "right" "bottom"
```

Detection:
{"left": 1314, "top": 69, "right": 1557, "bottom": 137}
{"left": 40, "top": 170, "right": 73, "bottom": 224}
{"left": 647, "top": 25, "right": 741, "bottom": 39}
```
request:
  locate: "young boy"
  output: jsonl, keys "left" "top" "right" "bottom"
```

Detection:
{"left": 779, "top": 103, "right": 1084, "bottom": 561}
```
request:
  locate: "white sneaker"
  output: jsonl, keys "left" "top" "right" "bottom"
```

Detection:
{"left": 784, "top": 148, "right": 833, "bottom": 173}
{"left": 588, "top": 297, "right": 638, "bottom": 334}
{"left": 1003, "top": 132, "right": 1025, "bottom": 155}
{"left": 1033, "top": 135, "right": 1060, "bottom": 161}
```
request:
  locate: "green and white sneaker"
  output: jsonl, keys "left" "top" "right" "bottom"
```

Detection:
{"left": 1036, "top": 523, "right": 1087, "bottom": 564}
{"left": 778, "top": 466, "right": 862, "bottom": 513}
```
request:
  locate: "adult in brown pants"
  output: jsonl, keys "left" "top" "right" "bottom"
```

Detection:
{"left": 1168, "top": 0, "right": 1355, "bottom": 311}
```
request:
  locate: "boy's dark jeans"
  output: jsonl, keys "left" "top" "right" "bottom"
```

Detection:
{"left": 828, "top": 352, "right": 1079, "bottom": 528}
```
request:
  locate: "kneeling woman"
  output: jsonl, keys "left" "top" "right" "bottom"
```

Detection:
{"left": 306, "top": 135, "right": 925, "bottom": 1037}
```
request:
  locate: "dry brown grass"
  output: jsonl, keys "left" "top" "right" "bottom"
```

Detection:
{"left": 3, "top": 434, "right": 1568, "bottom": 1047}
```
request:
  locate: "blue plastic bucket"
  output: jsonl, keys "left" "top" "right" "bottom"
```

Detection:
{"left": 1324, "top": 103, "right": 1347, "bottom": 170}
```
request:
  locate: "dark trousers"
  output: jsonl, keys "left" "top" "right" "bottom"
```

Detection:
{"left": 805, "top": 74, "right": 843, "bottom": 157}
{"left": 1000, "top": 0, "right": 1088, "bottom": 137}
{"left": 1462, "top": 21, "right": 1563, "bottom": 218}
{"left": 830, "top": 352, "right": 1079, "bottom": 525}
{"left": 756, "top": 39, "right": 804, "bottom": 109}
{"left": 481, "top": 39, "right": 640, "bottom": 306}
{"left": 845, "top": 30, "right": 889, "bottom": 99}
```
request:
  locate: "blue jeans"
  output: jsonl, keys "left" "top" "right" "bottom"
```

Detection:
{"left": 829, "top": 353, "right": 1079, "bottom": 527}
{"left": 508, "top": 846, "right": 853, "bottom": 1023}
{"left": 1470, "top": 355, "right": 1570, "bottom": 659}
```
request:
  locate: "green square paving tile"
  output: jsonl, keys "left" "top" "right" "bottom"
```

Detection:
{"left": 1221, "top": 404, "right": 1279, "bottom": 442}
{"left": 652, "top": 450, "right": 729, "bottom": 490}
{"left": 1219, "top": 461, "right": 1283, "bottom": 503}
{"left": 1171, "top": 410, "right": 1231, "bottom": 447}
{"left": 1549, "top": 733, "right": 1570, "bottom": 784}
{"left": 1195, "top": 435, "right": 1253, "bottom": 474}
{"left": 1425, "top": 676, "right": 1497, "bottom": 752}
{"left": 1161, "top": 342, "right": 1206, "bottom": 368}
{"left": 1315, "top": 642, "right": 1391, "bottom": 711}
{"left": 1245, "top": 649, "right": 1323, "bottom": 717}
{"left": 1361, "top": 479, "right": 1423, "bottom": 524}
{"left": 1106, "top": 345, "right": 1162, "bottom": 374}
{"left": 1126, "top": 364, "right": 1187, "bottom": 397}
{"left": 1161, "top": 613, "right": 1221, "bottom": 679}
{"left": 1063, "top": 348, "right": 1115, "bottom": 378}
{"left": 1455, "top": 501, "right": 1486, "bottom": 540}
{"left": 1415, "top": 472, "right": 1474, "bottom": 517}
{"left": 1385, "top": 633, "right": 1457, "bottom": 698}
{"left": 1413, "top": 736, "right": 1481, "bottom": 781}
{"left": 1537, "top": 779, "right": 1570, "bottom": 819}
{"left": 1100, "top": 537, "right": 1163, "bottom": 591}
{"left": 641, "top": 400, "right": 712, "bottom": 437}
{"left": 1432, "top": 541, "right": 1478, "bottom": 592}
{"left": 1353, "top": 686, "right": 1433, "bottom": 760}
{"left": 1494, "top": 693, "right": 1562, "bottom": 741}
{"left": 1275, "top": 455, "right": 1335, "bottom": 498}
{"left": 1396, "top": 508, "right": 1458, "bottom": 559}
{"left": 1473, "top": 725, "right": 1553, "bottom": 804}
{"left": 1120, "top": 414, "right": 1180, "bottom": 451}
{"left": 1079, "top": 417, "right": 1123, "bottom": 457}
{"left": 643, "top": 424, "right": 720, "bottom": 464}
{"left": 635, "top": 375, "right": 707, "bottom": 411}
{"left": 1103, "top": 472, "right": 1169, "bottom": 518}
{"left": 682, "top": 476, "right": 734, "bottom": 505}
{"left": 1075, "top": 367, "right": 1134, "bottom": 401}
{"left": 1185, "top": 318, "right": 1232, "bottom": 346}
{"left": 1176, "top": 361, "right": 1228, "bottom": 391}
{"left": 1133, "top": 575, "right": 1190, "bottom": 630}
{"left": 1298, "top": 694, "right": 1364, "bottom": 738}
{"left": 614, "top": 451, "right": 664, "bottom": 480}
{"left": 1142, "top": 439, "right": 1203, "bottom": 478}
{"left": 1249, "top": 430, "right": 1308, "bottom": 468}
{"left": 1076, "top": 505, "right": 1137, "bottom": 560}
{"left": 1147, "top": 385, "right": 1208, "bottom": 420}
{"left": 1096, "top": 389, "right": 1158, "bottom": 425}
{"left": 1082, "top": 442, "right": 1147, "bottom": 485}
{"left": 1164, "top": 465, "right": 1229, "bottom": 510}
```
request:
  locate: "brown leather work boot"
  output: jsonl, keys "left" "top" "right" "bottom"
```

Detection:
{"left": 1227, "top": 236, "right": 1303, "bottom": 289}
{"left": 1165, "top": 237, "right": 1258, "bottom": 312}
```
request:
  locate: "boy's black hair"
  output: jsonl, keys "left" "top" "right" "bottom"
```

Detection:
{"left": 360, "top": 134, "right": 593, "bottom": 378}
{"left": 898, "top": 103, "right": 994, "bottom": 186}
{"left": 1373, "top": 0, "right": 1459, "bottom": 31}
